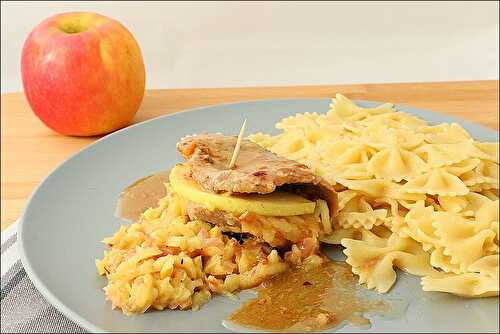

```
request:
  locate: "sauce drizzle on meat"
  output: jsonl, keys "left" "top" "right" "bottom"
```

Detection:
{"left": 228, "top": 260, "right": 387, "bottom": 332}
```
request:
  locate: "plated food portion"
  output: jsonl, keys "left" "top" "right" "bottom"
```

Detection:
{"left": 96, "top": 94, "right": 499, "bottom": 331}
{"left": 96, "top": 131, "right": 342, "bottom": 319}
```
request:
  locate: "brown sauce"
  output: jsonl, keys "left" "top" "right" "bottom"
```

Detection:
{"left": 228, "top": 260, "right": 387, "bottom": 332}
{"left": 115, "top": 170, "right": 171, "bottom": 222}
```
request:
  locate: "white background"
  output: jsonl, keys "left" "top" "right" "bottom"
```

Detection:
{"left": 1, "top": 1, "right": 498, "bottom": 92}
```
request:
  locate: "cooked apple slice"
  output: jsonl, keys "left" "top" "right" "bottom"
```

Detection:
{"left": 170, "top": 164, "right": 315, "bottom": 216}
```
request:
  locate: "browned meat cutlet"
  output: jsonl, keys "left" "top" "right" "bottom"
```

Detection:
{"left": 185, "top": 200, "right": 242, "bottom": 234}
{"left": 185, "top": 200, "right": 320, "bottom": 249}
{"left": 177, "top": 133, "right": 338, "bottom": 219}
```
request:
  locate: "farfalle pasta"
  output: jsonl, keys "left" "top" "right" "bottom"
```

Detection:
{"left": 420, "top": 123, "right": 472, "bottom": 144}
{"left": 421, "top": 272, "right": 498, "bottom": 298}
{"left": 328, "top": 93, "right": 395, "bottom": 121}
{"left": 438, "top": 192, "right": 491, "bottom": 215}
{"left": 367, "top": 146, "right": 429, "bottom": 182}
{"left": 341, "top": 227, "right": 436, "bottom": 293}
{"left": 415, "top": 142, "right": 475, "bottom": 167}
{"left": 472, "top": 142, "right": 499, "bottom": 163}
{"left": 336, "top": 193, "right": 387, "bottom": 230}
{"left": 432, "top": 211, "right": 497, "bottom": 271}
{"left": 401, "top": 201, "right": 438, "bottom": 251}
{"left": 250, "top": 93, "right": 499, "bottom": 298}
{"left": 422, "top": 254, "right": 499, "bottom": 297}
{"left": 429, "top": 247, "right": 461, "bottom": 274}
{"left": 402, "top": 168, "right": 470, "bottom": 196}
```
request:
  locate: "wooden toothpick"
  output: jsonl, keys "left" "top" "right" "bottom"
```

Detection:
{"left": 228, "top": 119, "right": 247, "bottom": 169}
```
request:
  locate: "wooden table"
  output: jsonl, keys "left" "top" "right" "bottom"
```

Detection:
{"left": 1, "top": 80, "right": 498, "bottom": 231}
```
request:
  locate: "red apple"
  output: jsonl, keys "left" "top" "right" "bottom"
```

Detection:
{"left": 21, "top": 12, "right": 145, "bottom": 136}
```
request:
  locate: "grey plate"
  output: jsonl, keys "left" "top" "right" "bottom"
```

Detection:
{"left": 18, "top": 99, "right": 500, "bottom": 333}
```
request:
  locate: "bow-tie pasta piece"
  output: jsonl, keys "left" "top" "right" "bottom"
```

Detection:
{"left": 362, "top": 127, "right": 425, "bottom": 150}
{"left": 429, "top": 247, "right": 462, "bottom": 274}
{"left": 432, "top": 212, "right": 497, "bottom": 272}
{"left": 256, "top": 132, "right": 317, "bottom": 164}
{"left": 403, "top": 202, "right": 439, "bottom": 251}
{"left": 372, "top": 198, "right": 408, "bottom": 231}
{"left": 384, "top": 216, "right": 406, "bottom": 235}
{"left": 367, "top": 146, "right": 429, "bottom": 182}
{"left": 337, "top": 194, "right": 387, "bottom": 230}
{"left": 420, "top": 123, "right": 472, "bottom": 144}
{"left": 475, "top": 199, "right": 499, "bottom": 245}
{"left": 421, "top": 272, "right": 499, "bottom": 297}
{"left": 319, "top": 140, "right": 376, "bottom": 166}
{"left": 328, "top": 93, "right": 395, "bottom": 122}
{"left": 422, "top": 254, "right": 499, "bottom": 297}
{"left": 472, "top": 160, "right": 499, "bottom": 188}
{"left": 276, "top": 112, "right": 321, "bottom": 132}
{"left": 322, "top": 226, "right": 388, "bottom": 252}
{"left": 475, "top": 199, "right": 499, "bottom": 227}
{"left": 403, "top": 168, "right": 469, "bottom": 196}
{"left": 359, "top": 118, "right": 409, "bottom": 136}
{"left": 338, "top": 178, "right": 426, "bottom": 202}
{"left": 249, "top": 132, "right": 301, "bottom": 155}
{"left": 437, "top": 192, "right": 491, "bottom": 216}
{"left": 444, "top": 158, "right": 481, "bottom": 177}
{"left": 339, "top": 119, "right": 368, "bottom": 137}
{"left": 389, "top": 197, "right": 431, "bottom": 211}
{"left": 248, "top": 132, "right": 277, "bottom": 149}
{"left": 323, "top": 163, "right": 373, "bottom": 182}
{"left": 459, "top": 171, "right": 490, "bottom": 187}
{"left": 329, "top": 93, "right": 396, "bottom": 121}
{"left": 277, "top": 112, "right": 347, "bottom": 144}
{"left": 414, "top": 143, "right": 475, "bottom": 168}
{"left": 445, "top": 159, "right": 492, "bottom": 187}
{"left": 342, "top": 230, "right": 436, "bottom": 293}
{"left": 365, "top": 112, "right": 427, "bottom": 131}
{"left": 285, "top": 143, "right": 323, "bottom": 167}
{"left": 469, "top": 254, "right": 499, "bottom": 277}
{"left": 319, "top": 227, "right": 362, "bottom": 245}
{"left": 337, "top": 190, "right": 360, "bottom": 210}
{"left": 471, "top": 142, "right": 499, "bottom": 163}
{"left": 272, "top": 132, "right": 309, "bottom": 156}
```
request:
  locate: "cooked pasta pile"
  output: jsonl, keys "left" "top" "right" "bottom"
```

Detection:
{"left": 96, "top": 185, "right": 323, "bottom": 314}
{"left": 250, "top": 94, "right": 499, "bottom": 297}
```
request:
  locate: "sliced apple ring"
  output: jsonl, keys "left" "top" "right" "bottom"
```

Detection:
{"left": 169, "top": 164, "right": 316, "bottom": 216}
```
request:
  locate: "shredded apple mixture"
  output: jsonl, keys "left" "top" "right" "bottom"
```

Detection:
{"left": 96, "top": 185, "right": 324, "bottom": 314}
{"left": 97, "top": 183, "right": 386, "bottom": 332}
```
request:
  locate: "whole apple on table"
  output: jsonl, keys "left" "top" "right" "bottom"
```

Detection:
{"left": 21, "top": 12, "right": 145, "bottom": 136}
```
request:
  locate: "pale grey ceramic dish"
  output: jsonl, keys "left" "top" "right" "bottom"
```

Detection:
{"left": 19, "top": 99, "right": 500, "bottom": 333}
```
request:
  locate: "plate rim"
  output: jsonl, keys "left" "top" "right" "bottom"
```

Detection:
{"left": 17, "top": 98, "right": 500, "bottom": 333}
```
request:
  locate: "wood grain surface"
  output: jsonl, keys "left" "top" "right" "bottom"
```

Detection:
{"left": 1, "top": 80, "right": 499, "bottom": 231}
